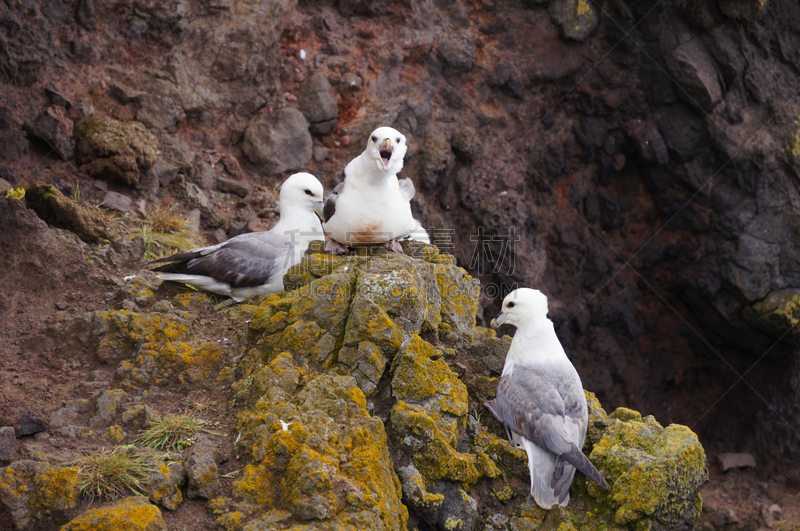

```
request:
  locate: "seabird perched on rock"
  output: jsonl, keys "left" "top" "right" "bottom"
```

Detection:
{"left": 150, "top": 172, "right": 324, "bottom": 301}
{"left": 322, "top": 126, "right": 424, "bottom": 254}
{"left": 484, "top": 288, "right": 610, "bottom": 509}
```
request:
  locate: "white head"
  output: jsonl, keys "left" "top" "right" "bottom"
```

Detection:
{"left": 490, "top": 288, "right": 550, "bottom": 330}
{"left": 279, "top": 172, "right": 325, "bottom": 219}
{"left": 364, "top": 126, "right": 407, "bottom": 174}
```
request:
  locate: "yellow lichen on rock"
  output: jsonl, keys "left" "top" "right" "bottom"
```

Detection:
{"left": 60, "top": 495, "right": 166, "bottom": 530}
{"left": 391, "top": 335, "right": 478, "bottom": 485}
{"left": 0, "top": 461, "right": 78, "bottom": 529}
{"left": 585, "top": 392, "right": 708, "bottom": 528}
{"left": 229, "top": 367, "right": 407, "bottom": 530}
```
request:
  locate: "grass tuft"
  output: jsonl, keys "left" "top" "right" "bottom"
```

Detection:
{"left": 136, "top": 413, "right": 217, "bottom": 453}
{"left": 70, "top": 445, "right": 152, "bottom": 500}
{"left": 132, "top": 206, "right": 203, "bottom": 261}
{"left": 146, "top": 206, "right": 190, "bottom": 234}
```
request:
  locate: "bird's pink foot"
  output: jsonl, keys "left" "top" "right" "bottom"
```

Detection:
{"left": 324, "top": 238, "right": 350, "bottom": 255}
{"left": 382, "top": 239, "right": 404, "bottom": 254}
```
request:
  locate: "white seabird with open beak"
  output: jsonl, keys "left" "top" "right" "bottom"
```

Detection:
{"left": 322, "top": 126, "right": 422, "bottom": 254}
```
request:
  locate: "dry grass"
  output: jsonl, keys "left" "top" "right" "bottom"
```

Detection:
{"left": 146, "top": 206, "right": 190, "bottom": 234}
{"left": 135, "top": 412, "right": 217, "bottom": 453}
{"left": 131, "top": 206, "right": 203, "bottom": 261}
{"left": 70, "top": 445, "right": 152, "bottom": 500}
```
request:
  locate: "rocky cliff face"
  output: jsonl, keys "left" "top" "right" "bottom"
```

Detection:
{"left": 2, "top": 0, "right": 800, "bottom": 526}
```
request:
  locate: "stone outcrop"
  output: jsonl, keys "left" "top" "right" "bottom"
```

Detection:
{"left": 210, "top": 243, "right": 706, "bottom": 530}
{"left": 60, "top": 496, "right": 166, "bottom": 531}
{"left": 73, "top": 115, "right": 158, "bottom": 187}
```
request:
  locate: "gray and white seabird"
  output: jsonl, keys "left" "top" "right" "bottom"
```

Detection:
{"left": 484, "top": 288, "right": 610, "bottom": 509}
{"left": 151, "top": 172, "right": 324, "bottom": 302}
{"left": 322, "top": 126, "right": 423, "bottom": 254}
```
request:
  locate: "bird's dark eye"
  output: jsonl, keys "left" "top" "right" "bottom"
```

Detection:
{"left": 371, "top": 136, "right": 377, "bottom": 142}
{"left": 304, "top": 189, "right": 312, "bottom": 196}
{"left": 396, "top": 137, "right": 401, "bottom": 143}
{"left": 507, "top": 302, "right": 515, "bottom": 308}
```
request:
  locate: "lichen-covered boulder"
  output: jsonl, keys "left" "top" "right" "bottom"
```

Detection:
{"left": 74, "top": 114, "right": 158, "bottom": 186}
{"left": 227, "top": 369, "right": 408, "bottom": 529}
{"left": 391, "top": 335, "right": 477, "bottom": 486}
{"left": 232, "top": 242, "right": 707, "bottom": 530}
{"left": 585, "top": 396, "right": 708, "bottom": 529}
{"left": 144, "top": 459, "right": 184, "bottom": 511}
{"left": 742, "top": 288, "right": 800, "bottom": 345}
{"left": 24, "top": 182, "right": 128, "bottom": 245}
{"left": 89, "top": 389, "right": 128, "bottom": 428}
{"left": 185, "top": 436, "right": 219, "bottom": 499}
{"left": 475, "top": 392, "right": 708, "bottom": 530}
{"left": 60, "top": 495, "right": 167, "bottom": 531}
{"left": 549, "top": 0, "right": 599, "bottom": 42}
{"left": 0, "top": 461, "right": 78, "bottom": 530}
{"left": 90, "top": 308, "right": 224, "bottom": 387}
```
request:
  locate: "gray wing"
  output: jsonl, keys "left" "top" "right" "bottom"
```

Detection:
{"left": 151, "top": 231, "right": 286, "bottom": 288}
{"left": 398, "top": 177, "right": 416, "bottom": 201}
{"left": 490, "top": 367, "right": 609, "bottom": 489}
{"left": 323, "top": 181, "right": 344, "bottom": 222}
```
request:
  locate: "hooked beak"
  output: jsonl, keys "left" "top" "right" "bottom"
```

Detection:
{"left": 490, "top": 310, "right": 508, "bottom": 329}
{"left": 379, "top": 139, "right": 393, "bottom": 172}
{"left": 313, "top": 200, "right": 324, "bottom": 221}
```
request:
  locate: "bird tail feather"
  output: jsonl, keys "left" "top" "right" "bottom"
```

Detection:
{"left": 559, "top": 447, "right": 610, "bottom": 489}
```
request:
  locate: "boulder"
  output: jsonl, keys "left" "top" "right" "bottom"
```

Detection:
{"left": 23, "top": 106, "right": 74, "bottom": 160}
{"left": 297, "top": 72, "right": 339, "bottom": 135}
{"left": 241, "top": 108, "right": 312, "bottom": 174}
{"left": 742, "top": 288, "right": 800, "bottom": 345}
{"left": 185, "top": 436, "right": 218, "bottom": 499}
{"left": 74, "top": 115, "right": 158, "bottom": 186}
{"left": 549, "top": 0, "right": 599, "bottom": 42}
{"left": 215, "top": 242, "right": 707, "bottom": 530}
{"left": 665, "top": 38, "right": 722, "bottom": 111}
{"left": 144, "top": 459, "right": 185, "bottom": 510}
{"left": 60, "top": 496, "right": 166, "bottom": 531}
{"left": 437, "top": 38, "right": 477, "bottom": 75}
{"left": 24, "top": 182, "right": 127, "bottom": 244}
{"left": 0, "top": 427, "right": 15, "bottom": 462}
{"left": 0, "top": 461, "right": 78, "bottom": 530}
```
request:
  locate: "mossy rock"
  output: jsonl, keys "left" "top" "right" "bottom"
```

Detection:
{"left": 235, "top": 243, "right": 707, "bottom": 530}
{"left": 742, "top": 288, "right": 800, "bottom": 345}
{"left": 61, "top": 495, "right": 166, "bottom": 530}
{"left": 254, "top": 242, "right": 477, "bottom": 397}
{"left": 74, "top": 114, "right": 158, "bottom": 186}
{"left": 0, "top": 461, "right": 78, "bottom": 530}
{"left": 229, "top": 371, "right": 408, "bottom": 530}
{"left": 144, "top": 459, "right": 184, "bottom": 511}
{"left": 25, "top": 182, "right": 126, "bottom": 244}
{"left": 93, "top": 308, "right": 224, "bottom": 387}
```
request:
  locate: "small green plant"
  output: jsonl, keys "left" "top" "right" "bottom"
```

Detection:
{"left": 5, "top": 188, "right": 25, "bottom": 200}
{"left": 69, "top": 445, "right": 152, "bottom": 500}
{"left": 136, "top": 413, "right": 217, "bottom": 452}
